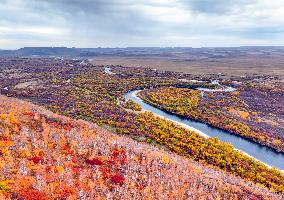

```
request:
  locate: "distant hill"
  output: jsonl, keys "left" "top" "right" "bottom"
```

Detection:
{"left": 0, "top": 47, "right": 80, "bottom": 57}
{"left": 1, "top": 46, "right": 284, "bottom": 58}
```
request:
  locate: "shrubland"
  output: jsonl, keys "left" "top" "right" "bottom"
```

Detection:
{"left": 0, "top": 57, "right": 284, "bottom": 196}
{"left": 139, "top": 87, "right": 284, "bottom": 153}
{"left": 1, "top": 96, "right": 282, "bottom": 199}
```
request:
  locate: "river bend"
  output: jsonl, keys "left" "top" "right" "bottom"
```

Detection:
{"left": 124, "top": 90, "right": 284, "bottom": 170}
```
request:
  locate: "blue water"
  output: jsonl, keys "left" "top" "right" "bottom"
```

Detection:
{"left": 124, "top": 90, "right": 284, "bottom": 170}
{"left": 104, "top": 67, "right": 115, "bottom": 75}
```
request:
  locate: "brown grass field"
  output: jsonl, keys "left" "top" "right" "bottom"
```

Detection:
{"left": 92, "top": 55, "right": 284, "bottom": 77}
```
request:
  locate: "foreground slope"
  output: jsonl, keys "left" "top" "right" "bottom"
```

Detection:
{"left": 0, "top": 95, "right": 282, "bottom": 199}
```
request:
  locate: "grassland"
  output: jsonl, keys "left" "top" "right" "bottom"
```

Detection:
{"left": 91, "top": 54, "right": 284, "bottom": 77}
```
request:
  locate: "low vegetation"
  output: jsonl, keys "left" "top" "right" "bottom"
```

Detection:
{"left": 122, "top": 99, "right": 142, "bottom": 111}
{"left": 0, "top": 57, "right": 284, "bottom": 196}
{"left": 1, "top": 96, "right": 282, "bottom": 199}
{"left": 139, "top": 87, "right": 284, "bottom": 153}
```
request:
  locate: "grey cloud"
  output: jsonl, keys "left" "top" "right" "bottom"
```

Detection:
{"left": 39, "top": 0, "right": 113, "bottom": 16}
{"left": 0, "top": 0, "right": 284, "bottom": 48}
{"left": 236, "top": 27, "right": 284, "bottom": 39}
{"left": 181, "top": 0, "right": 255, "bottom": 14}
{"left": 33, "top": 0, "right": 161, "bottom": 37}
{"left": 37, "top": 0, "right": 143, "bottom": 20}
{"left": 0, "top": 0, "right": 7, "bottom": 6}
{"left": 1, "top": 0, "right": 156, "bottom": 39}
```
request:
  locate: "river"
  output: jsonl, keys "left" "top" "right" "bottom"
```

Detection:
{"left": 124, "top": 90, "right": 284, "bottom": 170}
{"left": 104, "top": 67, "right": 115, "bottom": 75}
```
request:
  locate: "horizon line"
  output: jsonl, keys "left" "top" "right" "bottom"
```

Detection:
{"left": 1, "top": 45, "right": 284, "bottom": 51}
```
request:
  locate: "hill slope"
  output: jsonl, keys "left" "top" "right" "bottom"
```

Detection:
{"left": 0, "top": 95, "right": 282, "bottom": 199}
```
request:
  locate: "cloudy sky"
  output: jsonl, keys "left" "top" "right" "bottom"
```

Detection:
{"left": 0, "top": 0, "right": 284, "bottom": 48}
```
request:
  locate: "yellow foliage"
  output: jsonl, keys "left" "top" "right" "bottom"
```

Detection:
{"left": 232, "top": 91, "right": 240, "bottom": 96}
{"left": 0, "top": 158, "right": 5, "bottom": 170}
{"left": 252, "top": 111, "right": 258, "bottom": 116}
{"left": 0, "top": 140, "right": 13, "bottom": 147}
{"left": 57, "top": 166, "right": 64, "bottom": 174}
{"left": 239, "top": 111, "right": 250, "bottom": 119}
{"left": 9, "top": 113, "right": 18, "bottom": 124}
{"left": 274, "top": 139, "right": 283, "bottom": 146}
{"left": 0, "top": 182, "right": 9, "bottom": 192}
{"left": 161, "top": 155, "right": 171, "bottom": 165}
{"left": 18, "top": 148, "right": 32, "bottom": 158}
{"left": 271, "top": 121, "right": 279, "bottom": 126}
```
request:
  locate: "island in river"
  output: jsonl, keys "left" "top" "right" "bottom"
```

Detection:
{"left": 138, "top": 86, "right": 284, "bottom": 154}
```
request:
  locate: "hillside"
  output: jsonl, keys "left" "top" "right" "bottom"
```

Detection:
{"left": 0, "top": 95, "right": 282, "bottom": 199}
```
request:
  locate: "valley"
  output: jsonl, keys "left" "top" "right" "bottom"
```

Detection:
{"left": 0, "top": 57, "right": 284, "bottom": 198}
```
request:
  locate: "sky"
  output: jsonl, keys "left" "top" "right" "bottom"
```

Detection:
{"left": 0, "top": 0, "right": 284, "bottom": 49}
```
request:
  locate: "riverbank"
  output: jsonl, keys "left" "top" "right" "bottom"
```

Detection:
{"left": 124, "top": 90, "right": 284, "bottom": 194}
{"left": 137, "top": 86, "right": 284, "bottom": 153}
{"left": 131, "top": 90, "right": 209, "bottom": 138}
{"left": 131, "top": 90, "right": 281, "bottom": 171}
{"left": 126, "top": 90, "right": 284, "bottom": 171}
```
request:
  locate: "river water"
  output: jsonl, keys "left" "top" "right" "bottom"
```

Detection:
{"left": 104, "top": 67, "right": 115, "bottom": 75}
{"left": 124, "top": 90, "right": 284, "bottom": 170}
{"left": 105, "top": 65, "right": 284, "bottom": 170}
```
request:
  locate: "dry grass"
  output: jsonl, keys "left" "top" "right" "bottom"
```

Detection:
{"left": 92, "top": 56, "right": 284, "bottom": 77}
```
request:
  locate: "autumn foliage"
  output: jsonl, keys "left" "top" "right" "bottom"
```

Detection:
{"left": 139, "top": 87, "right": 284, "bottom": 153}
{"left": 0, "top": 96, "right": 282, "bottom": 199}
{"left": 1, "top": 57, "right": 284, "bottom": 199}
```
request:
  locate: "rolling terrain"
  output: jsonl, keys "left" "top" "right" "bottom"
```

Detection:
{"left": 0, "top": 56, "right": 283, "bottom": 198}
{"left": 1, "top": 47, "right": 284, "bottom": 76}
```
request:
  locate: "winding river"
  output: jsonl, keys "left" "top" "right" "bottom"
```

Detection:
{"left": 104, "top": 67, "right": 284, "bottom": 170}
{"left": 124, "top": 90, "right": 284, "bottom": 170}
{"left": 104, "top": 67, "right": 115, "bottom": 75}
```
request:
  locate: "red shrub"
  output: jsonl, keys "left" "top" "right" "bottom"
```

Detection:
{"left": 18, "top": 189, "right": 49, "bottom": 200}
{"left": 107, "top": 158, "right": 115, "bottom": 165}
{"left": 108, "top": 148, "right": 127, "bottom": 166}
{"left": 49, "top": 121, "right": 59, "bottom": 127}
{"left": 29, "top": 156, "right": 43, "bottom": 164}
{"left": 99, "top": 166, "right": 110, "bottom": 179}
{"left": 71, "top": 157, "right": 77, "bottom": 163}
{"left": 22, "top": 112, "right": 35, "bottom": 117}
{"left": 62, "top": 145, "right": 72, "bottom": 155}
{"left": 73, "top": 166, "right": 82, "bottom": 174}
{"left": 63, "top": 123, "right": 72, "bottom": 131}
{"left": 111, "top": 174, "right": 125, "bottom": 185}
{"left": 86, "top": 158, "right": 104, "bottom": 165}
